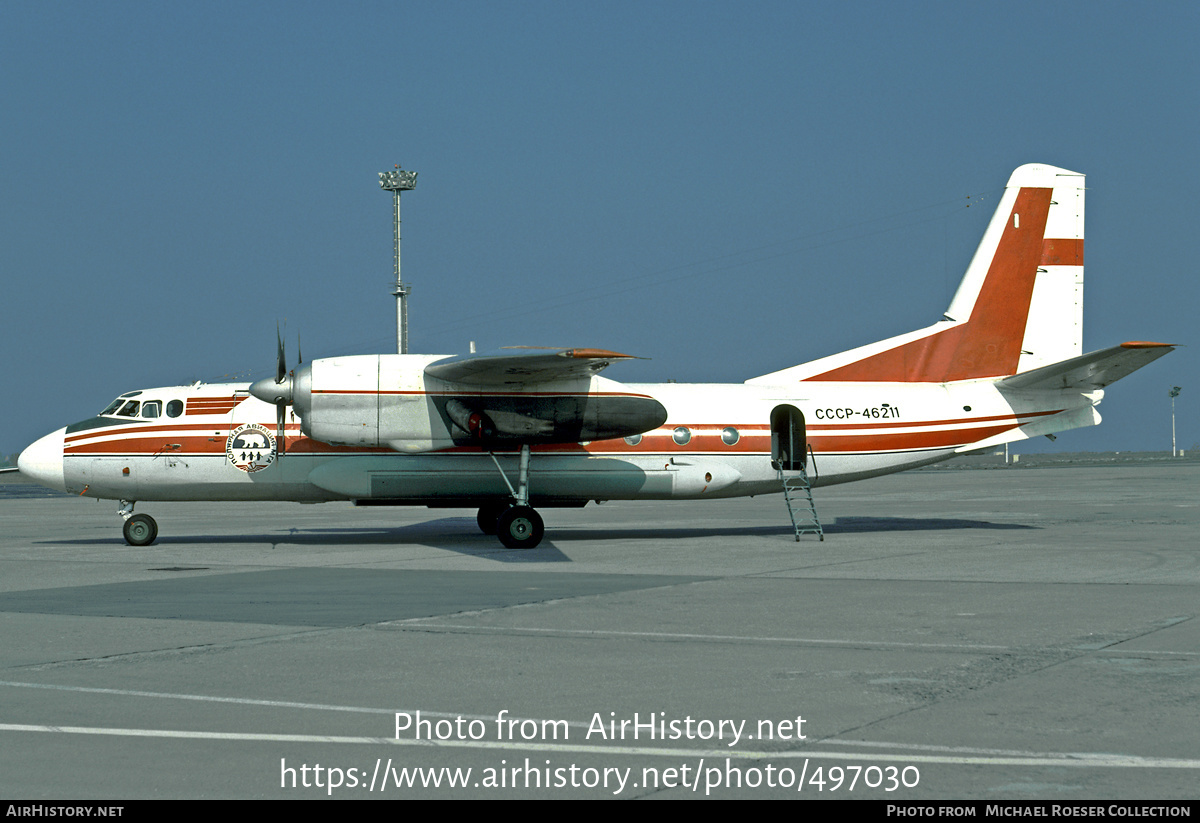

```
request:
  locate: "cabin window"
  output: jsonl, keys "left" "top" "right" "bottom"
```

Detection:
{"left": 141, "top": 401, "right": 162, "bottom": 419}
{"left": 672, "top": 426, "right": 691, "bottom": 445}
{"left": 721, "top": 426, "right": 740, "bottom": 446}
{"left": 167, "top": 400, "right": 184, "bottom": 418}
{"left": 624, "top": 434, "right": 642, "bottom": 446}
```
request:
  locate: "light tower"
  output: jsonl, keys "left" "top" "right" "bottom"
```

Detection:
{"left": 1170, "top": 386, "right": 1182, "bottom": 457}
{"left": 379, "top": 165, "right": 418, "bottom": 353}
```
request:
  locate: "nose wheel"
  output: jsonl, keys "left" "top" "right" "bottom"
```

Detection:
{"left": 118, "top": 500, "right": 158, "bottom": 546}
{"left": 122, "top": 513, "right": 158, "bottom": 546}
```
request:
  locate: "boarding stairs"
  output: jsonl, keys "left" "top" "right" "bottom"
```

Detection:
{"left": 778, "top": 447, "right": 823, "bottom": 541}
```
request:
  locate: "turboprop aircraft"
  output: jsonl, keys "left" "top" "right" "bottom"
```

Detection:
{"left": 18, "top": 163, "right": 1174, "bottom": 549}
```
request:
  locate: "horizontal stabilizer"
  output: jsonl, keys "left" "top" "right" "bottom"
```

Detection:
{"left": 998, "top": 342, "right": 1174, "bottom": 392}
{"left": 425, "top": 348, "right": 642, "bottom": 386}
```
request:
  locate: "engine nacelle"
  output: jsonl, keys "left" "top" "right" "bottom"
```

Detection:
{"left": 290, "top": 354, "right": 667, "bottom": 453}
{"left": 290, "top": 355, "right": 450, "bottom": 452}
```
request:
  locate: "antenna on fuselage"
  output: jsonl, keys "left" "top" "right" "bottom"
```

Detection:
{"left": 379, "top": 164, "right": 418, "bottom": 354}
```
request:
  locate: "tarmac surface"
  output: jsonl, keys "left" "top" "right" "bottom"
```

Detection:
{"left": 1, "top": 460, "right": 1197, "bottom": 799}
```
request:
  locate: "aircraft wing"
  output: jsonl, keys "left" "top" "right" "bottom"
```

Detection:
{"left": 999, "top": 342, "right": 1174, "bottom": 391}
{"left": 424, "top": 348, "right": 643, "bottom": 387}
{"left": 422, "top": 348, "right": 666, "bottom": 446}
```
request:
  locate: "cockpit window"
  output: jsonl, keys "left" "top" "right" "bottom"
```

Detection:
{"left": 101, "top": 395, "right": 175, "bottom": 419}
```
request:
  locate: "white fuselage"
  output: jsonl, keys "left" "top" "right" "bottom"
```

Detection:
{"left": 19, "top": 376, "right": 1092, "bottom": 507}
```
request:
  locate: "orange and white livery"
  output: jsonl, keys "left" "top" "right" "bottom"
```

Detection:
{"left": 18, "top": 163, "right": 1173, "bottom": 548}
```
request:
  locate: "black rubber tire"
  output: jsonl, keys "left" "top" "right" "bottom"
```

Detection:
{"left": 122, "top": 513, "right": 158, "bottom": 546}
{"left": 477, "top": 502, "right": 510, "bottom": 535}
{"left": 496, "top": 505, "right": 544, "bottom": 549}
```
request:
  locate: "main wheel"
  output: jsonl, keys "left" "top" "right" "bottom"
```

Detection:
{"left": 496, "top": 505, "right": 544, "bottom": 549}
{"left": 477, "top": 502, "right": 510, "bottom": 535}
{"left": 122, "top": 513, "right": 158, "bottom": 546}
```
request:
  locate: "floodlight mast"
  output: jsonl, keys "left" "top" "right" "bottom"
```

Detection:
{"left": 1169, "top": 386, "right": 1182, "bottom": 457}
{"left": 379, "top": 165, "right": 418, "bottom": 353}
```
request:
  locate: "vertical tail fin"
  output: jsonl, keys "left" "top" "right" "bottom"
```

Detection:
{"left": 748, "top": 164, "right": 1085, "bottom": 385}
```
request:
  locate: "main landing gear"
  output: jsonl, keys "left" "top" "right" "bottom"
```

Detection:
{"left": 496, "top": 505, "right": 545, "bottom": 549}
{"left": 119, "top": 500, "right": 158, "bottom": 546}
{"left": 478, "top": 445, "right": 546, "bottom": 549}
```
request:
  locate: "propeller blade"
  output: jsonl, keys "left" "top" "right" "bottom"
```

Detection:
{"left": 277, "top": 403, "right": 286, "bottom": 458}
{"left": 275, "top": 325, "right": 287, "bottom": 385}
{"left": 248, "top": 323, "right": 297, "bottom": 464}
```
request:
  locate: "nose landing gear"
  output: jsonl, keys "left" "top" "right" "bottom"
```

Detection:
{"left": 118, "top": 500, "right": 158, "bottom": 546}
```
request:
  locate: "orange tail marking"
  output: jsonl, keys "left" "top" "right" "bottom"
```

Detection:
{"left": 809, "top": 187, "right": 1054, "bottom": 382}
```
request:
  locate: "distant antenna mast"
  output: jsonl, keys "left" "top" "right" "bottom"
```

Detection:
{"left": 379, "top": 165, "right": 418, "bottom": 353}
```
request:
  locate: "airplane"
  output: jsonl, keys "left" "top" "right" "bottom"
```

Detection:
{"left": 17, "top": 163, "right": 1174, "bottom": 549}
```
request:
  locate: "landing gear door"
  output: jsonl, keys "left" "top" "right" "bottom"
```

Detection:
{"left": 770, "top": 404, "right": 807, "bottom": 471}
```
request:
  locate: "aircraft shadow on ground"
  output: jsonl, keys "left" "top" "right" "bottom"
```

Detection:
{"left": 33, "top": 515, "right": 1033, "bottom": 558}
{"left": 36, "top": 517, "right": 575, "bottom": 563}
{"left": 551, "top": 516, "right": 1035, "bottom": 541}
{"left": 826, "top": 516, "right": 1036, "bottom": 533}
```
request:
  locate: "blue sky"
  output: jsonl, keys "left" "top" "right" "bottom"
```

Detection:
{"left": 2, "top": 1, "right": 1195, "bottom": 456}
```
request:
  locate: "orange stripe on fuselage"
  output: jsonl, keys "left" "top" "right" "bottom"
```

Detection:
{"left": 186, "top": 396, "right": 243, "bottom": 414}
{"left": 64, "top": 429, "right": 366, "bottom": 457}
{"left": 807, "top": 424, "right": 1013, "bottom": 453}
{"left": 309, "top": 390, "right": 658, "bottom": 399}
{"left": 65, "top": 422, "right": 241, "bottom": 445}
{"left": 62, "top": 407, "right": 1056, "bottom": 459}
{"left": 806, "top": 408, "right": 1061, "bottom": 431}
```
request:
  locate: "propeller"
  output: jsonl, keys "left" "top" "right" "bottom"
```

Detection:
{"left": 249, "top": 326, "right": 296, "bottom": 460}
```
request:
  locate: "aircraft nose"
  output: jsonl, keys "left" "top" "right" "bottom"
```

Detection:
{"left": 18, "top": 427, "right": 67, "bottom": 492}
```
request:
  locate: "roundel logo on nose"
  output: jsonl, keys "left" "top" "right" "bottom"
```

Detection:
{"left": 226, "top": 424, "right": 277, "bottom": 473}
